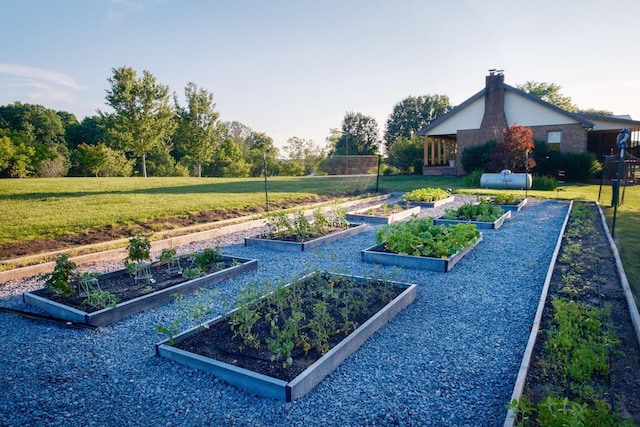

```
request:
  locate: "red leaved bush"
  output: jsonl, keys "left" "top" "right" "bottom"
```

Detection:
{"left": 490, "top": 124, "right": 536, "bottom": 173}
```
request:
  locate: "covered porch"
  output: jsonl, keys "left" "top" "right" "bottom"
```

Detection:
{"left": 422, "top": 135, "right": 457, "bottom": 175}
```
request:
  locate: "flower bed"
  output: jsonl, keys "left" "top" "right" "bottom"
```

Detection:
{"left": 155, "top": 271, "right": 417, "bottom": 401}
{"left": 23, "top": 252, "right": 257, "bottom": 327}
{"left": 362, "top": 218, "right": 482, "bottom": 272}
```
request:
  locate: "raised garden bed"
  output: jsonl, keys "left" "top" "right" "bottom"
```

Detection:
{"left": 362, "top": 236, "right": 482, "bottom": 272}
{"left": 434, "top": 210, "right": 510, "bottom": 230}
{"left": 23, "top": 255, "right": 257, "bottom": 327}
{"left": 506, "top": 202, "right": 640, "bottom": 425}
{"left": 245, "top": 223, "right": 368, "bottom": 252}
{"left": 434, "top": 201, "right": 511, "bottom": 230}
{"left": 362, "top": 218, "right": 482, "bottom": 272}
{"left": 345, "top": 203, "right": 421, "bottom": 224}
{"left": 155, "top": 271, "right": 417, "bottom": 401}
{"left": 480, "top": 195, "right": 528, "bottom": 212}
{"left": 402, "top": 187, "right": 454, "bottom": 208}
{"left": 406, "top": 195, "right": 455, "bottom": 208}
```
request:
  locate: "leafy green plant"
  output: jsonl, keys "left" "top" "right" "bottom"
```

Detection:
{"left": 182, "top": 267, "right": 203, "bottom": 279}
{"left": 493, "top": 193, "right": 519, "bottom": 205}
{"left": 126, "top": 235, "right": 151, "bottom": 265}
{"left": 42, "top": 254, "right": 77, "bottom": 297}
{"left": 264, "top": 207, "right": 348, "bottom": 242}
{"left": 81, "top": 289, "right": 119, "bottom": 309}
{"left": 191, "top": 247, "right": 222, "bottom": 271}
{"left": 376, "top": 217, "right": 480, "bottom": 258}
{"left": 159, "top": 248, "right": 177, "bottom": 264}
{"left": 442, "top": 201, "right": 505, "bottom": 222}
{"left": 224, "top": 271, "right": 402, "bottom": 368}
{"left": 402, "top": 187, "right": 450, "bottom": 202}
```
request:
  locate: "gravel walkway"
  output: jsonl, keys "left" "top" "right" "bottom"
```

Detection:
{"left": 0, "top": 196, "right": 569, "bottom": 427}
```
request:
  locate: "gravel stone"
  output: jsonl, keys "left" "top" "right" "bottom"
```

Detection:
{"left": 0, "top": 196, "right": 569, "bottom": 426}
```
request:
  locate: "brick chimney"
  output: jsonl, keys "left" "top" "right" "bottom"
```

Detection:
{"left": 480, "top": 70, "right": 508, "bottom": 139}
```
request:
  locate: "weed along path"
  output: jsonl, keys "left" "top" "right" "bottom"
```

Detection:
{"left": 2, "top": 196, "right": 627, "bottom": 425}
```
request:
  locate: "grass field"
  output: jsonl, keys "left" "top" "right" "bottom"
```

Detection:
{"left": 1, "top": 175, "right": 638, "bottom": 306}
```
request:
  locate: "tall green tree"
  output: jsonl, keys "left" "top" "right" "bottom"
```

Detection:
{"left": 0, "top": 130, "right": 36, "bottom": 178}
{"left": 244, "top": 131, "right": 280, "bottom": 177}
{"left": 103, "top": 67, "right": 177, "bottom": 177}
{"left": 207, "top": 137, "right": 251, "bottom": 177}
{"left": 384, "top": 95, "right": 452, "bottom": 150}
{"left": 330, "top": 112, "right": 380, "bottom": 155}
{"left": 578, "top": 108, "right": 614, "bottom": 116}
{"left": 283, "top": 136, "right": 326, "bottom": 175}
{"left": 0, "top": 102, "right": 67, "bottom": 147}
{"left": 516, "top": 81, "right": 578, "bottom": 112}
{"left": 386, "top": 136, "right": 424, "bottom": 174}
{"left": 175, "top": 82, "right": 221, "bottom": 177}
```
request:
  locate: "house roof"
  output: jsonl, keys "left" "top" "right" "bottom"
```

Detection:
{"left": 417, "top": 80, "right": 639, "bottom": 136}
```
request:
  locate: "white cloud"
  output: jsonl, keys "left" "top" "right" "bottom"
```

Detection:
{"left": 0, "top": 64, "right": 82, "bottom": 90}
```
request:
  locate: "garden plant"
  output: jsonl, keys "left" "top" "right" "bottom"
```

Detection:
{"left": 375, "top": 217, "right": 480, "bottom": 258}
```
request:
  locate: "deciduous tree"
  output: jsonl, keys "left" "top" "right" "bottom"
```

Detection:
{"left": 384, "top": 95, "right": 452, "bottom": 150}
{"left": 516, "top": 81, "right": 578, "bottom": 112}
{"left": 103, "top": 67, "right": 176, "bottom": 177}
{"left": 283, "top": 136, "right": 326, "bottom": 175}
{"left": 330, "top": 112, "right": 380, "bottom": 155}
{"left": 489, "top": 124, "right": 536, "bottom": 173}
{"left": 175, "top": 82, "right": 221, "bottom": 177}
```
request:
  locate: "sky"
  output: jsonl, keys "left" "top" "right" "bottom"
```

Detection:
{"left": 2, "top": 0, "right": 640, "bottom": 152}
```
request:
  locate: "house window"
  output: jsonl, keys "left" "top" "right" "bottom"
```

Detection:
{"left": 546, "top": 131, "right": 562, "bottom": 151}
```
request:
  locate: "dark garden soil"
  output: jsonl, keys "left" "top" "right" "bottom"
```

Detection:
{"left": 173, "top": 273, "right": 405, "bottom": 382}
{"left": 522, "top": 202, "right": 640, "bottom": 423}
{"left": 0, "top": 195, "right": 341, "bottom": 261}
{"left": 32, "top": 258, "right": 239, "bottom": 313}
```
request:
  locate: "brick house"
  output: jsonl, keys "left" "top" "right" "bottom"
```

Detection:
{"left": 417, "top": 71, "right": 640, "bottom": 175}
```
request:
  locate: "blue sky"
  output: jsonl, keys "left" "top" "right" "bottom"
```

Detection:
{"left": 2, "top": 0, "right": 639, "bottom": 151}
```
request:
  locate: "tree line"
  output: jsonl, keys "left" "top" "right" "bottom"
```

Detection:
{"left": 1, "top": 66, "right": 605, "bottom": 178}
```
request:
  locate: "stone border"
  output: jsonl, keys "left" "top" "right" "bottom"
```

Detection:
{"left": 433, "top": 210, "right": 511, "bottom": 230}
{"left": 345, "top": 204, "right": 421, "bottom": 224}
{"left": 23, "top": 256, "right": 257, "bottom": 327}
{"left": 361, "top": 235, "right": 482, "bottom": 273}
{"left": 244, "top": 223, "right": 368, "bottom": 252}
{"left": 155, "top": 272, "right": 417, "bottom": 402}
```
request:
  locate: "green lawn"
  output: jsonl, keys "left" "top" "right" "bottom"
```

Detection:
{"left": 1, "top": 175, "right": 638, "bottom": 307}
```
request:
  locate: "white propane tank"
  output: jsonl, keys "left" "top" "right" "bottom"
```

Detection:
{"left": 480, "top": 169, "right": 532, "bottom": 189}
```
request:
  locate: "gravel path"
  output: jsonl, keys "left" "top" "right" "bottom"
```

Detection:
{"left": 0, "top": 196, "right": 569, "bottom": 427}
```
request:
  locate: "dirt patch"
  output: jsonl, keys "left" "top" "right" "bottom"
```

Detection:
{"left": 0, "top": 195, "right": 340, "bottom": 261}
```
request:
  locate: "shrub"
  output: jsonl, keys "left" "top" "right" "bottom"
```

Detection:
{"left": 461, "top": 140, "right": 495, "bottom": 173}
{"left": 532, "top": 142, "right": 602, "bottom": 182}
{"left": 386, "top": 137, "right": 423, "bottom": 174}
{"left": 463, "top": 169, "right": 483, "bottom": 188}
{"left": 532, "top": 175, "right": 558, "bottom": 190}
